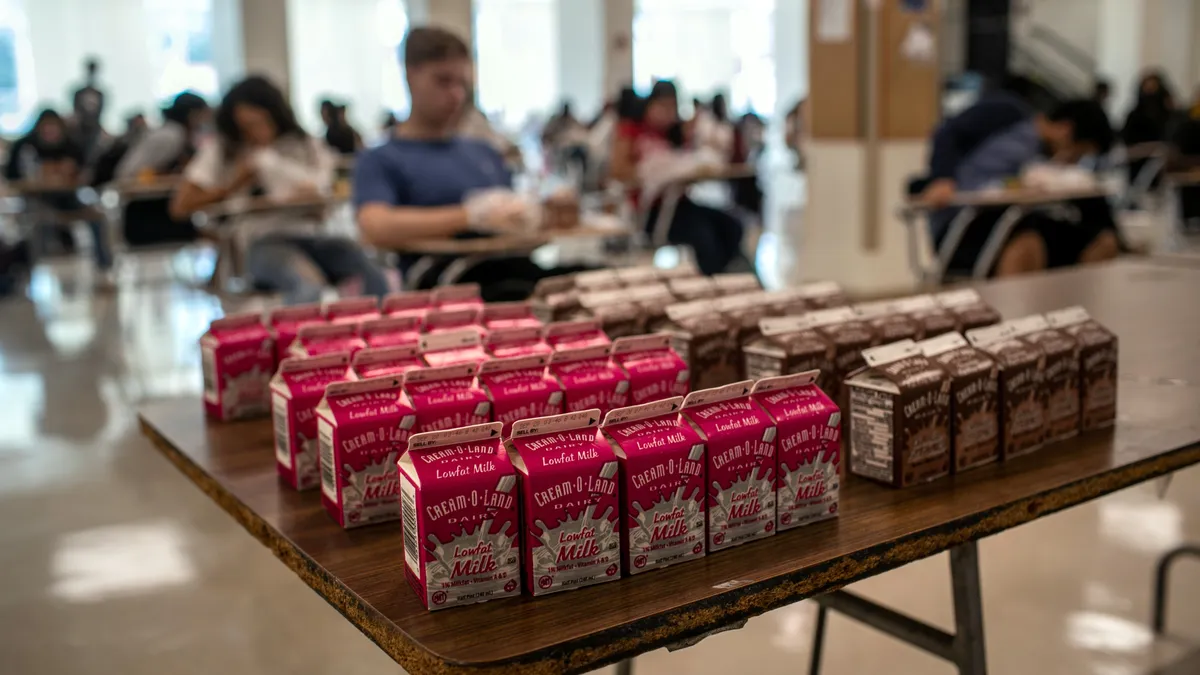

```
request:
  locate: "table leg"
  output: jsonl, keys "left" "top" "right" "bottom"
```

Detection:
{"left": 807, "top": 602, "right": 828, "bottom": 675}
{"left": 615, "top": 658, "right": 634, "bottom": 675}
{"left": 809, "top": 540, "right": 987, "bottom": 675}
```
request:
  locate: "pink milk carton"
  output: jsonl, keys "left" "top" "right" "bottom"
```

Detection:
{"left": 401, "top": 363, "right": 492, "bottom": 434}
{"left": 420, "top": 329, "right": 489, "bottom": 369}
{"left": 487, "top": 326, "right": 553, "bottom": 359}
{"left": 433, "top": 283, "right": 484, "bottom": 311}
{"left": 507, "top": 410, "right": 621, "bottom": 595}
{"left": 545, "top": 319, "right": 611, "bottom": 351}
{"left": 550, "top": 345, "right": 630, "bottom": 416}
{"left": 398, "top": 422, "right": 521, "bottom": 610}
{"left": 271, "top": 353, "right": 350, "bottom": 490}
{"left": 482, "top": 301, "right": 543, "bottom": 330}
{"left": 383, "top": 291, "right": 433, "bottom": 319}
{"left": 752, "top": 371, "right": 841, "bottom": 531}
{"left": 681, "top": 380, "right": 777, "bottom": 551}
{"left": 316, "top": 376, "right": 416, "bottom": 528}
{"left": 323, "top": 297, "right": 381, "bottom": 325}
{"left": 200, "top": 313, "right": 275, "bottom": 421}
{"left": 478, "top": 354, "right": 564, "bottom": 435}
{"left": 350, "top": 345, "right": 424, "bottom": 380}
{"left": 602, "top": 398, "right": 706, "bottom": 574}
{"left": 290, "top": 322, "right": 367, "bottom": 358}
{"left": 423, "top": 307, "right": 484, "bottom": 335}
{"left": 266, "top": 303, "right": 324, "bottom": 364}
{"left": 360, "top": 315, "right": 422, "bottom": 349}
{"left": 612, "top": 334, "right": 691, "bottom": 405}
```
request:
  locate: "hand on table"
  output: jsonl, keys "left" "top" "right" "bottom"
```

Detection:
{"left": 920, "top": 178, "right": 957, "bottom": 208}
{"left": 465, "top": 189, "right": 541, "bottom": 234}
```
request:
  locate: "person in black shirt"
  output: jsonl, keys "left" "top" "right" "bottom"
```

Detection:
{"left": 71, "top": 58, "right": 106, "bottom": 166}
{"left": 5, "top": 109, "right": 113, "bottom": 273}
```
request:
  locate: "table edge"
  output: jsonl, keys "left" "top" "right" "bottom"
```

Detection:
{"left": 138, "top": 411, "right": 1200, "bottom": 675}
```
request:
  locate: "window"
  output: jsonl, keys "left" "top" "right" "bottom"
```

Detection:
{"left": 377, "top": 0, "right": 409, "bottom": 119}
{"left": 0, "top": 0, "right": 35, "bottom": 134}
{"left": 144, "top": 0, "right": 218, "bottom": 101}
{"left": 473, "top": 0, "right": 559, "bottom": 133}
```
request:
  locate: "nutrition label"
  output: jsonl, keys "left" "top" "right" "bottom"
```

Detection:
{"left": 272, "top": 395, "right": 291, "bottom": 469}
{"left": 850, "top": 388, "right": 894, "bottom": 483}
{"left": 318, "top": 419, "right": 336, "bottom": 503}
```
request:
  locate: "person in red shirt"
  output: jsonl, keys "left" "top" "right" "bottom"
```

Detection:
{"left": 609, "top": 81, "right": 746, "bottom": 275}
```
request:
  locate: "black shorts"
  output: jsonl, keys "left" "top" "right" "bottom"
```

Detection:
{"left": 939, "top": 197, "right": 1120, "bottom": 275}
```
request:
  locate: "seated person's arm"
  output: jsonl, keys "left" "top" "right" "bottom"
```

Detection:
{"left": 115, "top": 127, "right": 186, "bottom": 180}
{"left": 353, "top": 149, "right": 470, "bottom": 247}
{"left": 256, "top": 138, "right": 336, "bottom": 195}
{"left": 169, "top": 143, "right": 256, "bottom": 220}
{"left": 608, "top": 126, "right": 637, "bottom": 184}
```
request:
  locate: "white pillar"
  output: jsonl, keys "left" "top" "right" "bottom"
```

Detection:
{"left": 241, "top": 0, "right": 292, "bottom": 92}
{"left": 422, "top": 0, "right": 474, "bottom": 47}
{"left": 556, "top": 0, "right": 604, "bottom": 117}
{"left": 210, "top": 0, "right": 245, "bottom": 94}
{"left": 603, "top": 0, "right": 635, "bottom": 98}
{"left": 773, "top": 0, "right": 809, "bottom": 118}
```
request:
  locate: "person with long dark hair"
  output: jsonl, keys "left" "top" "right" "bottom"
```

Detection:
{"left": 608, "top": 80, "right": 746, "bottom": 274}
{"left": 116, "top": 91, "right": 210, "bottom": 180}
{"left": 171, "top": 75, "right": 387, "bottom": 304}
{"left": 1122, "top": 71, "right": 1175, "bottom": 189}
{"left": 5, "top": 108, "right": 113, "bottom": 275}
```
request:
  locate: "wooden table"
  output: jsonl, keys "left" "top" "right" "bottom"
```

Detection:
{"left": 201, "top": 193, "right": 349, "bottom": 218}
{"left": 138, "top": 260, "right": 1200, "bottom": 675}
{"left": 900, "top": 186, "right": 1115, "bottom": 284}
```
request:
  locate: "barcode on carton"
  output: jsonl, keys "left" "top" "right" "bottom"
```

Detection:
{"left": 202, "top": 347, "right": 218, "bottom": 403}
{"left": 318, "top": 419, "right": 337, "bottom": 503}
{"left": 272, "top": 395, "right": 292, "bottom": 469}
{"left": 400, "top": 479, "right": 421, "bottom": 576}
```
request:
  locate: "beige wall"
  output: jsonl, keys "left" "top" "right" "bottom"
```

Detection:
{"left": 240, "top": 0, "right": 291, "bottom": 91}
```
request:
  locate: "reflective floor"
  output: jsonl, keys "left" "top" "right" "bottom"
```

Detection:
{"left": 1, "top": 253, "right": 1199, "bottom": 675}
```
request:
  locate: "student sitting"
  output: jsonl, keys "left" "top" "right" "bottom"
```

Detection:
{"left": 170, "top": 76, "right": 388, "bottom": 304}
{"left": 321, "top": 99, "right": 363, "bottom": 155}
{"left": 110, "top": 92, "right": 212, "bottom": 246}
{"left": 609, "top": 80, "right": 746, "bottom": 275}
{"left": 4, "top": 109, "right": 112, "bottom": 275}
{"left": 919, "top": 87, "right": 1120, "bottom": 277}
{"left": 354, "top": 27, "right": 547, "bottom": 299}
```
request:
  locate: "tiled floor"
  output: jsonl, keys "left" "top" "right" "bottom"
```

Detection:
{"left": 1, "top": 253, "right": 1199, "bottom": 675}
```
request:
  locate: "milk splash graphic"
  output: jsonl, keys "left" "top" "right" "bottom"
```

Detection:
{"left": 398, "top": 423, "right": 521, "bottom": 610}
{"left": 603, "top": 397, "right": 707, "bottom": 573}
{"left": 508, "top": 410, "right": 622, "bottom": 595}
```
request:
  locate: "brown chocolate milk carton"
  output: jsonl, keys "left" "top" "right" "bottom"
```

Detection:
{"left": 761, "top": 288, "right": 810, "bottom": 316}
{"left": 936, "top": 289, "right": 1002, "bottom": 332}
{"left": 579, "top": 290, "right": 642, "bottom": 339}
{"left": 531, "top": 275, "right": 579, "bottom": 323}
{"left": 627, "top": 283, "right": 675, "bottom": 332}
{"left": 711, "top": 273, "right": 762, "bottom": 296}
{"left": 602, "top": 397, "right": 706, "bottom": 574}
{"left": 669, "top": 276, "right": 718, "bottom": 302}
{"left": 966, "top": 322, "right": 1046, "bottom": 459}
{"left": 742, "top": 311, "right": 841, "bottom": 395}
{"left": 1047, "top": 306, "right": 1118, "bottom": 430}
{"left": 574, "top": 269, "right": 622, "bottom": 293}
{"left": 1012, "top": 314, "right": 1081, "bottom": 442}
{"left": 854, "top": 300, "right": 921, "bottom": 345}
{"left": 655, "top": 260, "right": 700, "bottom": 280}
{"left": 715, "top": 291, "right": 774, "bottom": 348}
{"left": 846, "top": 340, "right": 951, "bottom": 488}
{"left": 894, "top": 295, "right": 958, "bottom": 339}
{"left": 507, "top": 410, "right": 621, "bottom": 595}
{"left": 681, "top": 381, "right": 777, "bottom": 551}
{"left": 917, "top": 332, "right": 1001, "bottom": 473}
{"left": 798, "top": 281, "right": 849, "bottom": 309}
{"left": 614, "top": 265, "right": 661, "bottom": 288}
{"left": 663, "top": 299, "right": 737, "bottom": 390}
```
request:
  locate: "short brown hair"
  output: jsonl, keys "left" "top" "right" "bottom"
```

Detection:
{"left": 402, "top": 27, "right": 470, "bottom": 68}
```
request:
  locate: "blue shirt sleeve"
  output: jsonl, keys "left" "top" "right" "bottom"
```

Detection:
{"left": 353, "top": 148, "right": 407, "bottom": 208}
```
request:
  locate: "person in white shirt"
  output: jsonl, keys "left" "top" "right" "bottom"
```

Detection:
{"left": 170, "top": 76, "right": 387, "bottom": 304}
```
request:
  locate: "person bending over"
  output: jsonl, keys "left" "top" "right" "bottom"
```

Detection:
{"left": 171, "top": 76, "right": 387, "bottom": 304}
{"left": 354, "top": 26, "right": 542, "bottom": 297}
{"left": 5, "top": 109, "right": 112, "bottom": 274}
{"left": 920, "top": 90, "right": 1119, "bottom": 277}
{"left": 609, "top": 80, "right": 745, "bottom": 275}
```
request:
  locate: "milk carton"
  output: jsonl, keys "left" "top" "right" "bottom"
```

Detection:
{"left": 936, "top": 289, "right": 1002, "bottom": 332}
{"left": 266, "top": 304, "right": 323, "bottom": 364}
{"left": 681, "top": 381, "right": 777, "bottom": 551}
{"left": 271, "top": 353, "right": 350, "bottom": 490}
{"left": 350, "top": 345, "right": 424, "bottom": 380}
{"left": 420, "top": 329, "right": 488, "bottom": 369}
{"left": 798, "top": 280, "right": 849, "bottom": 309}
{"left": 1013, "top": 315, "right": 1081, "bottom": 443}
{"left": 478, "top": 354, "right": 564, "bottom": 435}
{"left": 323, "top": 297, "right": 380, "bottom": 325}
{"left": 398, "top": 422, "right": 521, "bottom": 610}
{"left": 894, "top": 295, "right": 957, "bottom": 339}
{"left": 662, "top": 300, "right": 737, "bottom": 390}
{"left": 360, "top": 315, "right": 422, "bottom": 349}
{"left": 549, "top": 345, "right": 630, "bottom": 416}
{"left": 482, "top": 301, "right": 542, "bottom": 330}
{"left": 423, "top": 307, "right": 483, "bottom": 335}
{"left": 579, "top": 290, "right": 642, "bottom": 339}
{"left": 1047, "top": 306, "right": 1118, "bottom": 430}
{"left": 432, "top": 283, "right": 483, "bottom": 311}
{"left": 383, "top": 291, "right": 433, "bottom": 319}
{"left": 316, "top": 376, "right": 416, "bottom": 528}
{"left": 752, "top": 372, "right": 841, "bottom": 530}
{"left": 486, "top": 326, "right": 553, "bottom": 359}
{"left": 401, "top": 363, "right": 492, "bottom": 434}
{"left": 611, "top": 334, "right": 690, "bottom": 405}
{"left": 967, "top": 322, "right": 1047, "bottom": 459}
{"left": 290, "top": 323, "right": 367, "bottom": 358}
{"left": 200, "top": 313, "right": 274, "bottom": 421}
{"left": 507, "top": 411, "right": 621, "bottom": 595}
{"left": 918, "top": 332, "right": 1001, "bottom": 473}
{"left": 602, "top": 398, "right": 706, "bottom": 574}
{"left": 545, "top": 319, "right": 611, "bottom": 351}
